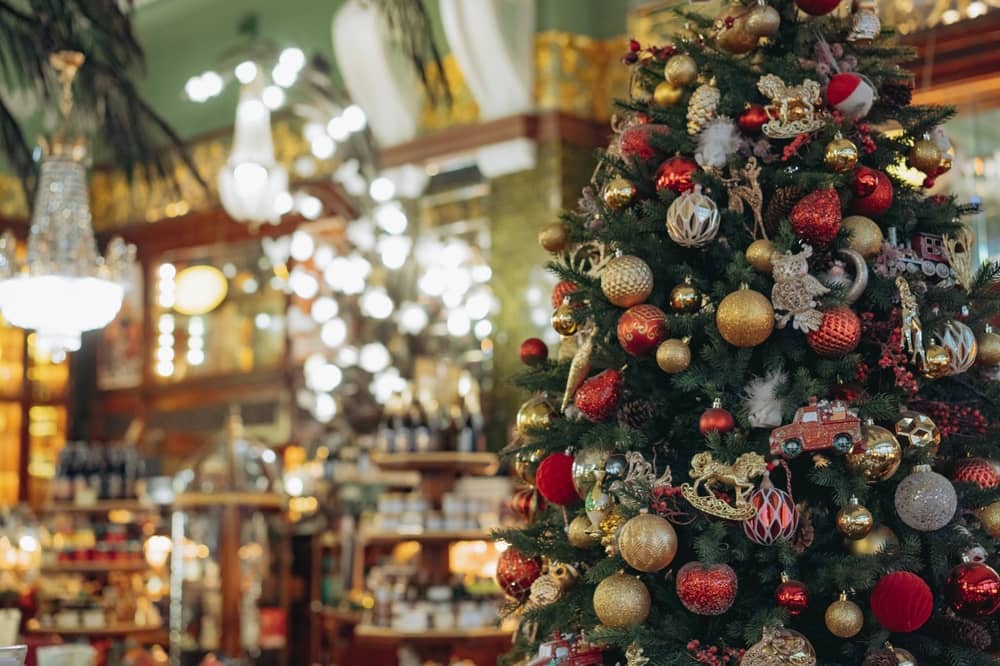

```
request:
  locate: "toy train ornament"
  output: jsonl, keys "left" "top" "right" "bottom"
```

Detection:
{"left": 875, "top": 227, "right": 958, "bottom": 283}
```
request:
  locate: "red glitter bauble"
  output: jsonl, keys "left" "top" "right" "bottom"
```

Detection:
{"left": 775, "top": 577, "right": 810, "bottom": 616}
{"left": 738, "top": 104, "right": 769, "bottom": 136}
{"left": 952, "top": 458, "right": 1000, "bottom": 489}
{"left": 617, "top": 304, "right": 668, "bottom": 356}
{"left": 946, "top": 561, "right": 1000, "bottom": 617}
{"left": 795, "top": 0, "right": 841, "bottom": 14}
{"left": 870, "top": 572, "right": 933, "bottom": 632}
{"left": 806, "top": 307, "right": 862, "bottom": 357}
{"left": 551, "top": 280, "right": 578, "bottom": 309}
{"left": 519, "top": 338, "right": 549, "bottom": 366}
{"left": 535, "top": 452, "right": 579, "bottom": 506}
{"left": 852, "top": 167, "right": 894, "bottom": 218}
{"left": 510, "top": 487, "right": 546, "bottom": 521}
{"left": 655, "top": 156, "right": 699, "bottom": 194}
{"left": 790, "top": 188, "right": 842, "bottom": 245}
{"left": 676, "top": 562, "right": 738, "bottom": 615}
{"left": 743, "top": 473, "right": 799, "bottom": 545}
{"left": 700, "top": 402, "right": 736, "bottom": 435}
{"left": 575, "top": 369, "right": 623, "bottom": 422}
{"left": 619, "top": 124, "right": 668, "bottom": 164}
{"left": 496, "top": 548, "right": 542, "bottom": 600}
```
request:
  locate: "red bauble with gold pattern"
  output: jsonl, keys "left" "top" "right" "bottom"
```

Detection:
{"left": 535, "top": 452, "right": 579, "bottom": 506}
{"left": 738, "top": 104, "right": 769, "bottom": 136}
{"left": 519, "top": 338, "right": 549, "bottom": 366}
{"left": 790, "top": 188, "right": 842, "bottom": 245}
{"left": 743, "top": 471, "right": 799, "bottom": 545}
{"left": 551, "top": 280, "right": 578, "bottom": 309}
{"left": 655, "top": 156, "right": 699, "bottom": 194}
{"left": 952, "top": 457, "right": 1000, "bottom": 489}
{"left": 806, "top": 307, "right": 862, "bottom": 357}
{"left": 617, "top": 304, "right": 669, "bottom": 356}
{"left": 699, "top": 400, "right": 735, "bottom": 435}
{"left": 775, "top": 576, "right": 810, "bottom": 616}
{"left": 946, "top": 560, "right": 1000, "bottom": 617}
{"left": 676, "top": 562, "right": 738, "bottom": 616}
{"left": 852, "top": 167, "right": 894, "bottom": 218}
{"left": 510, "top": 487, "right": 546, "bottom": 521}
{"left": 575, "top": 369, "right": 623, "bottom": 422}
{"left": 496, "top": 548, "right": 542, "bottom": 600}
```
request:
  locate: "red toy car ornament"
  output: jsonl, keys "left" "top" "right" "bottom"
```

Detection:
{"left": 769, "top": 397, "right": 862, "bottom": 458}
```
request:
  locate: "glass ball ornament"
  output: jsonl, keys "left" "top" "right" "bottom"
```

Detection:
{"left": 538, "top": 222, "right": 569, "bottom": 253}
{"left": 824, "top": 136, "right": 859, "bottom": 172}
{"left": 666, "top": 185, "right": 720, "bottom": 248}
{"left": 604, "top": 453, "right": 629, "bottom": 481}
{"left": 571, "top": 447, "right": 611, "bottom": 499}
{"left": 775, "top": 573, "right": 809, "bottom": 616}
{"left": 513, "top": 445, "right": 547, "bottom": 485}
{"left": 938, "top": 319, "right": 978, "bottom": 375}
{"left": 515, "top": 396, "right": 557, "bottom": 436}
{"left": 551, "top": 303, "right": 579, "bottom": 336}
{"left": 836, "top": 495, "right": 874, "bottom": 539}
{"left": 945, "top": 559, "right": 1000, "bottom": 617}
{"left": 669, "top": 277, "right": 701, "bottom": 313}
{"left": 894, "top": 464, "right": 957, "bottom": 531}
{"left": 845, "top": 422, "right": 902, "bottom": 483}
{"left": 653, "top": 81, "right": 684, "bottom": 107}
{"left": 567, "top": 514, "right": 598, "bottom": 548}
{"left": 847, "top": 524, "right": 898, "bottom": 556}
{"left": 602, "top": 176, "right": 637, "bottom": 209}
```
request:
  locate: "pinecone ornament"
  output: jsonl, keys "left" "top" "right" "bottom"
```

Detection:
{"left": 687, "top": 83, "right": 720, "bottom": 135}
{"left": 880, "top": 81, "right": 913, "bottom": 110}
{"left": 764, "top": 185, "right": 805, "bottom": 234}
{"left": 792, "top": 502, "right": 814, "bottom": 554}
{"left": 618, "top": 398, "right": 655, "bottom": 428}
{"left": 923, "top": 615, "right": 992, "bottom": 651}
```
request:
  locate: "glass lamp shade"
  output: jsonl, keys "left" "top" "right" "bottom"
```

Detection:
{"left": 218, "top": 87, "right": 289, "bottom": 226}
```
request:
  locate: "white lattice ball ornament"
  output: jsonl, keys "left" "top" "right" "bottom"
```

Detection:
{"left": 938, "top": 319, "right": 978, "bottom": 375}
{"left": 666, "top": 185, "right": 720, "bottom": 248}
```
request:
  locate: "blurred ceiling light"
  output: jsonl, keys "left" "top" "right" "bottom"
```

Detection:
{"left": 321, "top": 318, "right": 348, "bottom": 347}
{"left": 447, "top": 310, "right": 472, "bottom": 337}
{"left": 374, "top": 202, "right": 408, "bottom": 234}
{"left": 360, "top": 342, "right": 391, "bottom": 373}
{"left": 360, "top": 288, "right": 394, "bottom": 319}
{"left": 398, "top": 303, "right": 429, "bottom": 335}
{"left": 289, "top": 230, "right": 316, "bottom": 261}
{"left": 342, "top": 104, "right": 367, "bottom": 132}
{"left": 369, "top": 176, "right": 396, "bottom": 202}
{"left": 310, "top": 296, "right": 339, "bottom": 323}
{"left": 234, "top": 61, "right": 257, "bottom": 84}
{"left": 378, "top": 235, "right": 411, "bottom": 270}
{"left": 173, "top": 266, "right": 229, "bottom": 316}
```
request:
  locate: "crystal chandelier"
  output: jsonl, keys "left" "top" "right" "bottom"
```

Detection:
{"left": 0, "top": 51, "right": 135, "bottom": 358}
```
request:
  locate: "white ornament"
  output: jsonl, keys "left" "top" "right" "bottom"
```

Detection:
{"left": 695, "top": 118, "right": 742, "bottom": 169}
{"left": 666, "top": 185, "right": 720, "bottom": 248}
{"left": 744, "top": 369, "right": 787, "bottom": 428}
{"left": 938, "top": 319, "right": 978, "bottom": 375}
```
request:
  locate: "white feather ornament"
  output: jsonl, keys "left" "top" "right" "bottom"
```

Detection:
{"left": 695, "top": 118, "right": 742, "bottom": 169}
{"left": 744, "top": 369, "right": 787, "bottom": 428}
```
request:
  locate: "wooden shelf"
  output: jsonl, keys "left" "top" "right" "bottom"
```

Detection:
{"left": 173, "top": 491, "right": 285, "bottom": 510}
{"left": 26, "top": 624, "right": 167, "bottom": 641}
{"left": 315, "top": 607, "right": 363, "bottom": 625}
{"left": 40, "top": 501, "right": 160, "bottom": 515}
{"left": 359, "top": 529, "right": 492, "bottom": 546}
{"left": 40, "top": 561, "right": 151, "bottom": 575}
{"left": 370, "top": 451, "right": 499, "bottom": 475}
{"left": 354, "top": 625, "right": 512, "bottom": 643}
{"left": 332, "top": 469, "right": 421, "bottom": 488}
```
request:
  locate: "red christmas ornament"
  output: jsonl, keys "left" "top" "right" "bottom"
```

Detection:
{"left": 519, "top": 338, "right": 549, "bottom": 366}
{"left": 806, "top": 307, "right": 862, "bottom": 357}
{"left": 946, "top": 560, "right": 1000, "bottom": 617}
{"left": 551, "top": 280, "right": 578, "bottom": 309}
{"left": 826, "top": 73, "right": 875, "bottom": 120}
{"left": 535, "top": 452, "right": 579, "bottom": 506}
{"left": 617, "top": 304, "right": 668, "bottom": 356}
{"left": 952, "top": 458, "right": 1000, "bottom": 489}
{"left": 790, "top": 188, "right": 842, "bottom": 245}
{"left": 870, "top": 572, "right": 933, "bottom": 632}
{"left": 738, "top": 104, "right": 769, "bottom": 136}
{"left": 775, "top": 575, "right": 809, "bottom": 616}
{"left": 795, "top": 0, "right": 841, "bottom": 14}
{"left": 852, "top": 167, "right": 894, "bottom": 218}
{"left": 510, "top": 487, "right": 546, "bottom": 521}
{"left": 700, "top": 399, "right": 736, "bottom": 435}
{"left": 743, "top": 471, "right": 799, "bottom": 545}
{"left": 575, "top": 369, "right": 623, "bottom": 422}
{"left": 655, "top": 156, "right": 699, "bottom": 194}
{"left": 496, "top": 548, "right": 542, "bottom": 600}
{"left": 676, "top": 562, "right": 738, "bottom": 615}
{"left": 619, "top": 124, "right": 668, "bottom": 164}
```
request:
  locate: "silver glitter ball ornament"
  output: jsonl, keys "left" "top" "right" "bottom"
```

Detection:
{"left": 894, "top": 464, "right": 957, "bottom": 531}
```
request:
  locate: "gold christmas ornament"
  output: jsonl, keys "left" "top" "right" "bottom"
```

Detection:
{"left": 653, "top": 81, "right": 684, "bottom": 107}
{"left": 716, "top": 284, "right": 775, "bottom": 347}
{"left": 664, "top": 54, "right": 698, "bottom": 87}
{"left": 527, "top": 561, "right": 579, "bottom": 608}
{"left": 825, "top": 592, "right": 864, "bottom": 638}
{"left": 894, "top": 410, "right": 941, "bottom": 456}
{"left": 938, "top": 319, "right": 977, "bottom": 375}
{"left": 943, "top": 223, "right": 974, "bottom": 291}
{"left": 667, "top": 185, "right": 720, "bottom": 248}
{"left": 883, "top": 643, "right": 916, "bottom": 666}
{"left": 592, "top": 572, "right": 651, "bottom": 628}
{"left": 602, "top": 176, "right": 637, "bottom": 209}
{"left": 557, "top": 333, "right": 578, "bottom": 362}
{"left": 601, "top": 255, "right": 654, "bottom": 307}
{"left": 920, "top": 342, "right": 953, "bottom": 379}
{"left": 599, "top": 508, "right": 628, "bottom": 554}
{"left": 746, "top": 238, "right": 776, "bottom": 272}
{"left": 670, "top": 277, "right": 702, "bottom": 313}
{"left": 978, "top": 324, "right": 1000, "bottom": 366}
{"left": 624, "top": 643, "right": 650, "bottom": 666}
{"left": 562, "top": 324, "right": 595, "bottom": 411}
{"left": 571, "top": 445, "right": 611, "bottom": 499}
{"left": 744, "top": 0, "right": 781, "bottom": 37}
{"left": 756, "top": 74, "right": 825, "bottom": 138}
{"left": 907, "top": 136, "right": 944, "bottom": 174}
{"left": 897, "top": 277, "right": 926, "bottom": 368}
{"left": 568, "top": 514, "right": 599, "bottom": 547}
{"left": 687, "top": 82, "right": 720, "bottom": 135}
{"left": 845, "top": 422, "right": 902, "bottom": 483}
{"left": 513, "top": 446, "right": 547, "bottom": 485}
{"left": 836, "top": 495, "right": 874, "bottom": 540}
{"left": 656, "top": 338, "right": 692, "bottom": 373}
{"left": 842, "top": 215, "right": 883, "bottom": 257}
{"left": 979, "top": 502, "right": 1000, "bottom": 539}
{"left": 617, "top": 512, "right": 678, "bottom": 572}
{"left": 515, "top": 397, "right": 557, "bottom": 436}
{"left": 824, "top": 136, "right": 860, "bottom": 172}
{"left": 715, "top": 4, "right": 759, "bottom": 54}
{"left": 551, "top": 303, "right": 579, "bottom": 336}
{"left": 681, "top": 451, "right": 768, "bottom": 520}
{"left": 742, "top": 625, "right": 817, "bottom": 666}
{"left": 723, "top": 157, "right": 766, "bottom": 240}
{"left": 538, "top": 222, "right": 569, "bottom": 253}
{"left": 848, "top": 524, "right": 898, "bottom": 556}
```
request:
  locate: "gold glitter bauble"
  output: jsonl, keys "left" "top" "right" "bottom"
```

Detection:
{"left": 599, "top": 510, "right": 627, "bottom": 553}
{"left": 617, "top": 513, "right": 678, "bottom": 572}
{"left": 845, "top": 423, "right": 902, "bottom": 483}
{"left": 515, "top": 397, "right": 556, "bottom": 436}
{"left": 716, "top": 7, "right": 758, "bottom": 54}
{"left": 824, "top": 137, "right": 860, "bottom": 172}
{"left": 825, "top": 594, "right": 864, "bottom": 638}
{"left": 538, "top": 222, "right": 569, "bottom": 253}
{"left": 716, "top": 286, "right": 774, "bottom": 347}
{"left": 744, "top": 3, "right": 781, "bottom": 37}
{"left": 977, "top": 328, "right": 1000, "bottom": 366}
{"left": 836, "top": 496, "right": 874, "bottom": 540}
{"left": 921, "top": 343, "right": 953, "bottom": 379}
{"left": 847, "top": 525, "right": 898, "bottom": 556}
{"left": 551, "top": 304, "right": 579, "bottom": 336}
{"left": 656, "top": 338, "right": 691, "bottom": 373}
{"left": 670, "top": 278, "right": 701, "bottom": 313}
{"left": 602, "top": 176, "right": 638, "bottom": 210}
{"left": 568, "top": 514, "right": 599, "bottom": 548}
{"left": 601, "top": 255, "right": 654, "bottom": 308}
{"left": 653, "top": 81, "right": 684, "bottom": 107}
{"left": 907, "top": 138, "right": 943, "bottom": 174}
{"left": 894, "top": 410, "right": 940, "bottom": 456}
{"left": 513, "top": 446, "right": 546, "bottom": 485}
{"left": 979, "top": 502, "right": 1000, "bottom": 538}
{"left": 742, "top": 625, "right": 816, "bottom": 666}
{"left": 842, "top": 215, "right": 884, "bottom": 257}
{"left": 746, "top": 238, "right": 776, "bottom": 272}
{"left": 592, "top": 572, "right": 651, "bottom": 627}
{"left": 664, "top": 54, "right": 698, "bottom": 87}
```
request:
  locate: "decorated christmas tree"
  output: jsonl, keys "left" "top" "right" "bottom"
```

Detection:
{"left": 496, "top": 1, "right": 1000, "bottom": 664}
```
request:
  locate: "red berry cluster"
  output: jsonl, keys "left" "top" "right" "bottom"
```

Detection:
{"left": 651, "top": 485, "right": 696, "bottom": 525}
{"left": 854, "top": 122, "right": 878, "bottom": 155}
{"left": 686, "top": 640, "right": 745, "bottom": 664}
{"left": 877, "top": 327, "right": 919, "bottom": 395}
{"left": 910, "top": 400, "right": 987, "bottom": 439}
{"left": 782, "top": 133, "right": 812, "bottom": 161}
{"left": 622, "top": 39, "right": 676, "bottom": 64}
{"left": 855, "top": 361, "right": 870, "bottom": 383}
